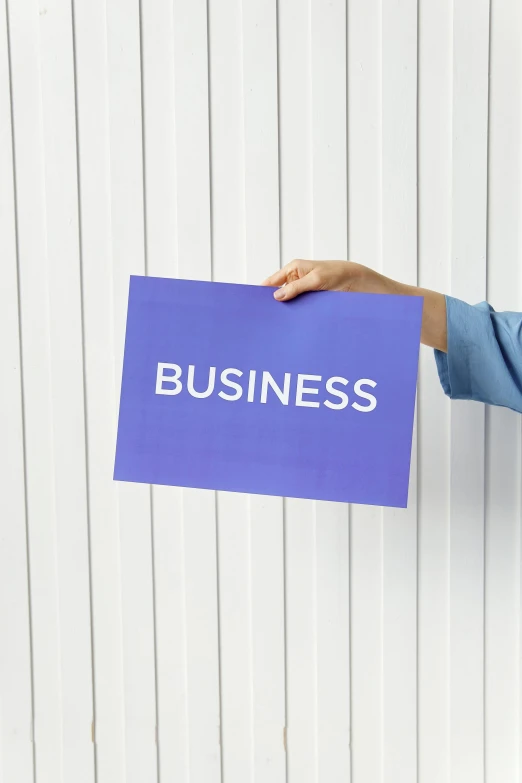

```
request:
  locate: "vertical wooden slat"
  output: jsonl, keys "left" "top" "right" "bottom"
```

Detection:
{"left": 181, "top": 490, "right": 221, "bottom": 783}
{"left": 207, "top": 0, "right": 244, "bottom": 287}
{"left": 242, "top": 0, "right": 280, "bottom": 279}
{"left": 417, "top": 1, "right": 452, "bottom": 781}
{"left": 278, "top": 0, "right": 316, "bottom": 775}
{"left": 73, "top": 0, "right": 126, "bottom": 779}
{"left": 0, "top": 2, "right": 34, "bottom": 780}
{"left": 148, "top": 475, "right": 187, "bottom": 783}
{"left": 7, "top": 0, "right": 63, "bottom": 779}
{"left": 310, "top": 2, "right": 351, "bottom": 781}
{"left": 249, "top": 488, "right": 286, "bottom": 781}
{"left": 140, "top": 0, "right": 177, "bottom": 277}
{"left": 347, "top": 0, "right": 383, "bottom": 779}
{"left": 37, "top": 0, "right": 96, "bottom": 779}
{"left": 278, "top": 0, "right": 311, "bottom": 267}
{"left": 139, "top": 1, "right": 187, "bottom": 781}
{"left": 381, "top": 2, "right": 419, "bottom": 781}
{"left": 105, "top": 0, "right": 157, "bottom": 779}
{"left": 172, "top": 0, "right": 213, "bottom": 281}
{"left": 215, "top": 488, "right": 253, "bottom": 783}
{"left": 208, "top": 0, "right": 251, "bottom": 778}
{"left": 485, "top": 419, "right": 521, "bottom": 783}
{"left": 284, "top": 497, "right": 317, "bottom": 783}
{"left": 172, "top": 2, "right": 222, "bottom": 781}
{"left": 485, "top": 1, "right": 522, "bottom": 780}
{"left": 449, "top": 2, "right": 490, "bottom": 781}
{"left": 212, "top": 0, "right": 285, "bottom": 779}
{"left": 242, "top": 1, "right": 286, "bottom": 781}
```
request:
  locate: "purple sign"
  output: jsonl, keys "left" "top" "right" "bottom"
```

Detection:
{"left": 114, "top": 276, "right": 422, "bottom": 507}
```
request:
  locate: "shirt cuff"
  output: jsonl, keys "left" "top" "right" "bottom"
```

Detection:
{"left": 434, "top": 295, "right": 491, "bottom": 401}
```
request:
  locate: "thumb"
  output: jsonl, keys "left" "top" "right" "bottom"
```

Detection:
{"left": 274, "top": 272, "right": 318, "bottom": 301}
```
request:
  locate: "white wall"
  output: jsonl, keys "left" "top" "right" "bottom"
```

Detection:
{"left": 1, "top": 0, "right": 521, "bottom": 781}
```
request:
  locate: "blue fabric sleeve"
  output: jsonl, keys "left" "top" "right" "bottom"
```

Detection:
{"left": 434, "top": 296, "right": 522, "bottom": 413}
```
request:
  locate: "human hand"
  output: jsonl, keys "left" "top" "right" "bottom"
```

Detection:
{"left": 262, "top": 259, "right": 392, "bottom": 301}
{"left": 262, "top": 258, "right": 447, "bottom": 352}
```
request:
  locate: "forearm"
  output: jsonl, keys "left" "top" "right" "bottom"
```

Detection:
{"left": 398, "top": 284, "right": 447, "bottom": 353}
{"left": 356, "top": 269, "right": 447, "bottom": 352}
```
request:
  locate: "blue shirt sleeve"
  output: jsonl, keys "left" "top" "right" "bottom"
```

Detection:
{"left": 434, "top": 295, "right": 522, "bottom": 413}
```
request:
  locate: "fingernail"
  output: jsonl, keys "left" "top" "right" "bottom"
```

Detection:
{"left": 274, "top": 288, "right": 285, "bottom": 300}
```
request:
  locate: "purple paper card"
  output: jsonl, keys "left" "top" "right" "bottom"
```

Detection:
{"left": 114, "top": 276, "right": 423, "bottom": 508}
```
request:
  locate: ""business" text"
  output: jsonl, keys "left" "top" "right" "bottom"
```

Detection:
{"left": 155, "top": 363, "right": 378, "bottom": 412}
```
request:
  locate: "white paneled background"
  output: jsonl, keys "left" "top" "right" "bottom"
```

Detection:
{"left": 1, "top": 0, "right": 521, "bottom": 781}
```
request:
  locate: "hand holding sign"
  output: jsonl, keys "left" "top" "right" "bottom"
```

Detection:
{"left": 263, "top": 258, "right": 447, "bottom": 353}
{"left": 114, "top": 276, "right": 422, "bottom": 507}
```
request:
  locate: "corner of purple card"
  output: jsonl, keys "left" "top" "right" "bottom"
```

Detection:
{"left": 113, "top": 275, "right": 423, "bottom": 508}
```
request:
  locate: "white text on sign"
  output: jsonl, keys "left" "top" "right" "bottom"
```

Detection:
{"left": 155, "top": 363, "right": 378, "bottom": 412}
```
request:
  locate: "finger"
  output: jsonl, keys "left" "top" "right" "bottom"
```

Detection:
{"left": 273, "top": 271, "right": 318, "bottom": 301}
{"left": 262, "top": 267, "right": 288, "bottom": 287}
{"left": 262, "top": 259, "right": 298, "bottom": 287}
